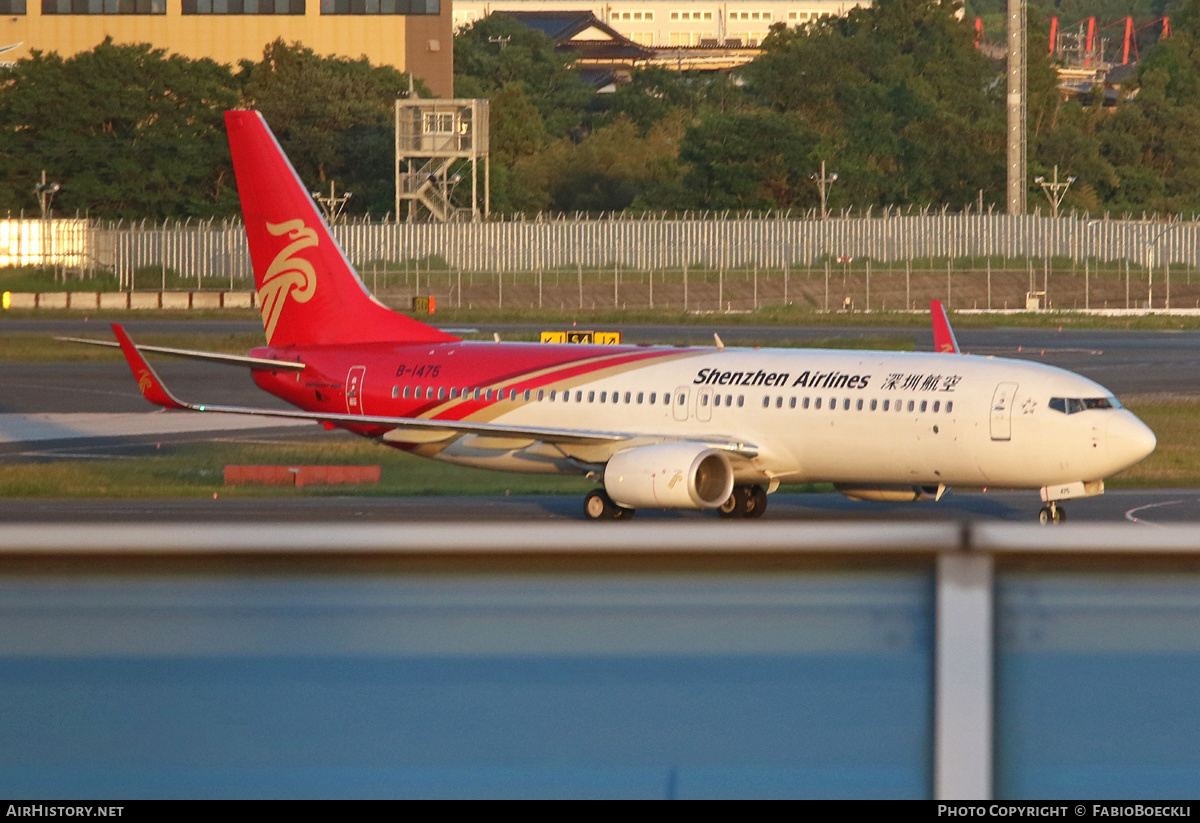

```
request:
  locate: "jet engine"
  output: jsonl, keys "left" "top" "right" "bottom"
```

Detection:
{"left": 834, "top": 483, "right": 948, "bottom": 502}
{"left": 604, "top": 443, "right": 734, "bottom": 510}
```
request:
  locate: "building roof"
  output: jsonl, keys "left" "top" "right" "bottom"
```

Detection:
{"left": 495, "top": 11, "right": 655, "bottom": 61}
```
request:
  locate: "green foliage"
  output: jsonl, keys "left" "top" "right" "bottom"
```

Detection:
{"left": 739, "top": 0, "right": 1004, "bottom": 208}
{"left": 454, "top": 15, "right": 595, "bottom": 140}
{"left": 241, "top": 39, "right": 422, "bottom": 216}
{"left": 0, "top": 38, "right": 239, "bottom": 219}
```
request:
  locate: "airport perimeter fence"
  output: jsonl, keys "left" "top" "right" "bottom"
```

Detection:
{"left": 10, "top": 210, "right": 1200, "bottom": 312}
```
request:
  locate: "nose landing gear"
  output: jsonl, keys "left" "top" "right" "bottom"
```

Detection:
{"left": 1038, "top": 501, "right": 1066, "bottom": 525}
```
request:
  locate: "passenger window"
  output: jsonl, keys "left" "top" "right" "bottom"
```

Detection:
{"left": 402, "top": 386, "right": 410, "bottom": 399}
{"left": 549, "top": 390, "right": 556, "bottom": 401}
{"left": 649, "top": 392, "right": 656, "bottom": 404}
{"left": 844, "top": 398, "right": 851, "bottom": 410}
{"left": 703, "top": 395, "right": 711, "bottom": 407}
{"left": 802, "top": 397, "right": 810, "bottom": 409}
{"left": 762, "top": 397, "right": 770, "bottom": 409}
{"left": 920, "top": 401, "right": 927, "bottom": 413}
{"left": 575, "top": 391, "right": 583, "bottom": 402}
{"left": 882, "top": 399, "right": 889, "bottom": 411}
{"left": 637, "top": 393, "right": 644, "bottom": 404}
{"left": 776, "top": 397, "right": 784, "bottom": 409}
{"left": 437, "top": 388, "right": 446, "bottom": 400}
{"left": 726, "top": 395, "right": 733, "bottom": 406}
{"left": 485, "top": 389, "right": 493, "bottom": 401}
{"left": 789, "top": 397, "right": 796, "bottom": 409}
{"left": 588, "top": 391, "right": 595, "bottom": 403}
{"left": 392, "top": 386, "right": 399, "bottom": 399}
{"left": 870, "top": 399, "right": 877, "bottom": 411}
{"left": 737, "top": 396, "right": 744, "bottom": 407}
{"left": 946, "top": 401, "right": 953, "bottom": 413}
{"left": 933, "top": 401, "right": 940, "bottom": 413}
{"left": 856, "top": 399, "right": 863, "bottom": 411}
{"left": 624, "top": 392, "right": 631, "bottom": 404}
{"left": 524, "top": 390, "right": 531, "bottom": 401}
{"left": 714, "top": 395, "right": 721, "bottom": 407}
{"left": 815, "top": 398, "right": 822, "bottom": 409}
{"left": 907, "top": 400, "right": 915, "bottom": 412}
{"left": 538, "top": 390, "right": 545, "bottom": 401}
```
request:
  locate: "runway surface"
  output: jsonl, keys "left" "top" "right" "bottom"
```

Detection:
{"left": 0, "top": 488, "right": 1196, "bottom": 525}
{"left": 2, "top": 317, "right": 1197, "bottom": 525}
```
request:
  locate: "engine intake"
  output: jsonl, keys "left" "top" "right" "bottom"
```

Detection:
{"left": 604, "top": 443, "right": 734, "bottom": 510}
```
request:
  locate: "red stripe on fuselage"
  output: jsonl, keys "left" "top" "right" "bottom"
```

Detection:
{"left": 250, "top": 341, "right": 701, "bottom": 423}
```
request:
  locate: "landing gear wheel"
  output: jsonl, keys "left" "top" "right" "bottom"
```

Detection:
{"left": 584, "top": 489, "right": 635, "bottom": 521}
{"left": 719, "top": 486, "right": 749, "bottom": 518}
{"left": 1038, "top": 503, "right": 1066, "bottom": 525}
{"left": 719, "top": 485, "right": 769, "bottom": 518}
{"left": 745, "top": 485, "right": 768, "bottom": 518}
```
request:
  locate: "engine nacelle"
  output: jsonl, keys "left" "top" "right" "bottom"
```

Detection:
{"left": 835, "top": 483, "right": 948, "bottom": 502}
{"left": 604, "top": 443, "right": 734, "bottom": 510}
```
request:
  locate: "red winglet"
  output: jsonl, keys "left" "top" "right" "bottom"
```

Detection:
{"left": 930, "top": 300, "right": 961, "bottom": 355}
{"left": 112, "top": 324, "right": 189, "bottom": 410}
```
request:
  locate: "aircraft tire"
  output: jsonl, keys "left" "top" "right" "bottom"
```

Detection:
{"left": 584, "top": 489, "right": 634, "bottom": 521}
{"left": 718, "top": 486, "right": 749, "bottom": 518}
{"left": 745, "top": 485, "right": 768, "bottom": 518}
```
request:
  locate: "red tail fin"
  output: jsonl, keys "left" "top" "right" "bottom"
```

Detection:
{"left": 930, "top": 300, "right": 961, "bottom": 354}
{"left": 225, "top": 110, "right": 457, "bottom": 348}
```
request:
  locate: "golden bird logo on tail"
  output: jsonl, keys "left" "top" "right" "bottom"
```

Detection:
{"left": 257, "top": 220, "right": 318, "bottom": 343}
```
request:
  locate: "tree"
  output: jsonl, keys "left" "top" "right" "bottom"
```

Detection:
{"left": 454, "top": 15, "right": 595, "bottom": 140}
{"left": 240, "top": 40, "right": 425, "bottom": 216}
{"left": 0, "top": 38, "right": 239, "bottom": 219}
{"left": 740, "top": 0, "right": 1005, "bottom": 208}
{"left": 672, "top": 111, "right": 822, "bottom": 210}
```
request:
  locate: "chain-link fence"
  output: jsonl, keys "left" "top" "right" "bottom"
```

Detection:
{"left": 8, "top": 211, "right": 1200, "bottom": 311}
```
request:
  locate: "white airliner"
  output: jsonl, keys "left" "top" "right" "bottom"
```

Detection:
{"left": 81, "top": 111, "right": 1157, "bottom": 524}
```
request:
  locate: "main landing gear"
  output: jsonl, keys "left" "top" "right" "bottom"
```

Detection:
{"left": 1038, "top": 501, "right": 1066, "bottom": 525}
{"left": 719, "top": 484, "right": 768, "bottom": 519}
{"left": 584, "top": 489, "right": 635, "bottom": 521}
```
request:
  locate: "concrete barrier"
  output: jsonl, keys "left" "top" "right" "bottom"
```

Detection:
{"left": 190, "top": 292, "right": 223, "bottom": 309}
{"left": 224, "top": 292, "right": 255, "bottom": 309}
{"left": 5, "top": 293, "right": 37, "bottom": 309}
{"left": 67, "top": 292, "right": 99, "bottom": 310}
{"left": 159, "top": 292, "right": 190, "bottom": 310}
{"left": 224, "top": 465, "right": 381, "bottom": 487}
{"left": 98, "top": 292, "right": 129, "bottom": 310}
{"left": 129, "top": 292, "right": 160, "bottom": 310}
{"left": 37, "top": 292, "right": 68, "bottom": 309}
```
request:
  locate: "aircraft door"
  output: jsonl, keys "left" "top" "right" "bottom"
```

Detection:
{"left": 346, "top": 365, "right": 367, "bottom": 415}
{"left": 673, "top": 386, "right": 689, "bottom": 422}
{"left": 990, "top": 382, "right": 1018, "bottom": 441}
{"left": 696, "top": 388, "right": 713, "bottom": 422}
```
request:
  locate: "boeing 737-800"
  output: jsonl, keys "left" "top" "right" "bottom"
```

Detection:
{"left": 77, "top": 111, "right": 1157, "bottom": 523}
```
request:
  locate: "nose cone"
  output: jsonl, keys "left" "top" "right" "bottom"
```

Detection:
{"left": 1107, "top": 411, "right": 1157, "bottom": 472}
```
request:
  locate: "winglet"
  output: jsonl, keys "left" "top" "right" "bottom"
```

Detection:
{"left": 111, "top": 324, "right": 191, "bottom": 411}
{"left": 930, "top": 300, "right": 961, "bottom": 354}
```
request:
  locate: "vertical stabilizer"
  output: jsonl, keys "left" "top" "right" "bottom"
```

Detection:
{"left": 225, "top": 110, "right": 458, "bottom": 348}
{"left": 930, "top": 300, "right": 962, "bottom": 354}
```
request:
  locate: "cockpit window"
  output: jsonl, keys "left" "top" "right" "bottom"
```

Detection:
{"left": 1049, "top": 396, "right": 1119, "bottom": 415}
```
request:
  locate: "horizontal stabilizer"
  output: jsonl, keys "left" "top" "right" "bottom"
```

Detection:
{"left": 57, "top": 336, "right": 305, "bottom": 371}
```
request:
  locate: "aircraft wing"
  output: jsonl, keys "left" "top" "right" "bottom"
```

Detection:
{"left": 110, "top": 324, "right": 758, "bottom": 456}
{"left": 57, "top": 336, "right": 306, "bottom": 371}
{"left": 930, "top": 300, "right": 962, "bottom": 354}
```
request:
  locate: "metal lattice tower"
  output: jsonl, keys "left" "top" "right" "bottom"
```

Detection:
{"left": 395, "top": 99, "right": 490, "bottom": 222}
{"left": 1007, "top": 0, "right": 1027, "bottom": 215}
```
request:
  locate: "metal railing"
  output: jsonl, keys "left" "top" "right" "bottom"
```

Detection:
{"left": 5, "top": 520, "right": 1200, "bottom": 799}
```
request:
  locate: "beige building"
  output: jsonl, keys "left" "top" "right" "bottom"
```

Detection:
{"left": 453, "top": 1, "right": 869, "bottom": 48}
{"left": 0, "top": 0, "right": 454, "bottom": 96}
